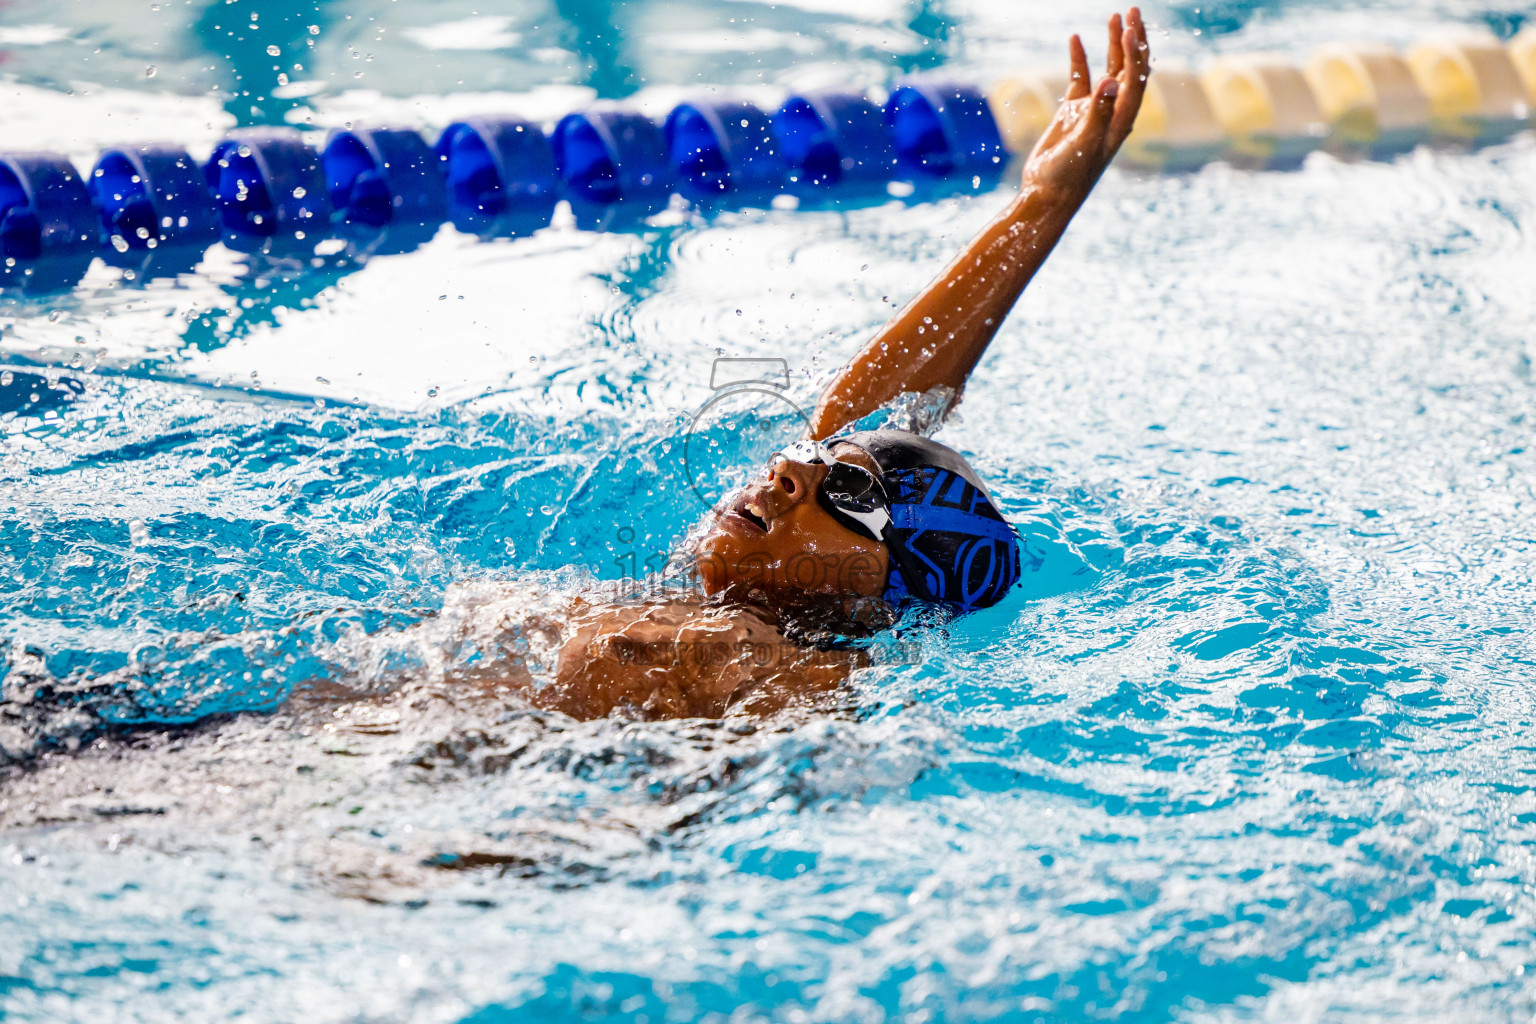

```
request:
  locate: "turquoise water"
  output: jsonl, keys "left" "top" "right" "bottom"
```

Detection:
{"left": 4, "top": 0, "right": 1536, "bottom": 1020}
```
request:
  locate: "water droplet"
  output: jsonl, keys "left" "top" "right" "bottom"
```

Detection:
{"left": 291, "top": 186, "right": 306, "bottom": 199}
{"left": 736, "top": 309, "right": 743, "bottom": 316}
{"left": 145, "top": 64, "right": 157, "bottom": 78}
{"left": 135, "top": 226, "right": 150, "bottom": 239}
{"left": 266, "top": 44, "right": 281, "bottom": 56}
{"left": 277, "top": 73, "right": 289, "bottom": 86}
{"left": 427, "top": 387, "right": 439, "bottom": 398}
{"left": 540, "top": 505, "right": 556, "bottom": 516}
{"left": 128, "top": 519, "right": 149, "bottom": 546}
{"left": 308, "top": 24, "right": 320, "bottom": 35}
{"left": 236, "top": 144, "right": 252, "bottom": 158}
{"left": 0, "top": 371, "right": 13, "bottom": 387}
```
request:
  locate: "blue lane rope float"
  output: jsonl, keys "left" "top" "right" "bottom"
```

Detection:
{"left": 0, "top": 153, "right": 96, "bottom": 262}
{"left": 88, "top": 145, "right": 218, "bottom": 252}
{"left": 433, "top": 117, "right": 557, "bottom": 237}
{"left": 551, "top": 108, "right": 672, "bottom": 214}
{"left": 323, "top": 126, "right": 446, "bottom": 230}
{"left": 204, "top": 128, "right": 330, "bottom": 241}
{"left": 771, "top": 91, "right": 895, "bottom": 189}
{"left": 663, "top": 100, "right": 785, "bottom": 198}
{"left": 885, "top": 82, "right": 1007, "bottom": 178}
{"left": 0, "top": 152, "right": 97, "bottom": 292}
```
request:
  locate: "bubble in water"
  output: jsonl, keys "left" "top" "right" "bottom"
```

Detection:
{"left": 110, "top": 235, "right": 130, "bottom": 253}
{"left": 145, "top": 65, "right": 157, "bottom": 78}
{"left": 237, "top": 145, "right": 252, "bottom": 158}
{"left": 266, "top": 44, "right": 281, "bottom": 56}
{"left": 540, "top": 506, "right": 556, "bottom": 516}
{"left": 291, "top": 186, "right": 306, "bottom": 199}
{"left": 47, "top": 309, "right": 62, "bottom": 322}
{"left": 0, "top": 371, "right": 13, "bottom": 387}
{"left": 128, "top": 519, "right": 149, "bottom": 546}
{"left": 308, "top": 24, "right": 319, "bottom": 34}
{"left": 135, "top": 226, "right": 150, "bottom": 240}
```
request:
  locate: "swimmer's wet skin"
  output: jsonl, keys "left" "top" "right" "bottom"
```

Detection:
{"left": 497, "top": 10, "right": 1151, "bottom": 721}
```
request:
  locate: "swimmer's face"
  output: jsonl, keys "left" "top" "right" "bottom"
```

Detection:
{"left": 696, "top": 443, "right": 889, "bottom": 603}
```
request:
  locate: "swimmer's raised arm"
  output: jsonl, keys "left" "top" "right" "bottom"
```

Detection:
{"left": 807, "top": 9, "right": 1150, "bottom": 439}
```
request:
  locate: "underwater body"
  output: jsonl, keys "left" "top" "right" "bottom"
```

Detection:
{"left": 4, "top": 0, "right": 1536, "bottom": 1020}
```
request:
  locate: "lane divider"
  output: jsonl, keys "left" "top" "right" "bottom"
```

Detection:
{"left": 1202, "top": 55, "right": 1328, "bottom": 163}
{"left": 1303, "top": 45, "right": 1430, "bottom": 149}
{"left": 1406, "top": 35, "right": 1528, "bottom": 135}
{"left": 771, "top": 92, "right": 894, "bottom": 188}
{"left": 0, "top": 31, "right": 1532, "bottom": 293}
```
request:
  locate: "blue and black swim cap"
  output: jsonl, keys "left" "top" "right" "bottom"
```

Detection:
{"left": 832, "top": 430, "right": 1021, "bottom": 610}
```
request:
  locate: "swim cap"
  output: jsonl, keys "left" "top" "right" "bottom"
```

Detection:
{"left": 832, "top": 430, "right": 1021, "bottom": 610}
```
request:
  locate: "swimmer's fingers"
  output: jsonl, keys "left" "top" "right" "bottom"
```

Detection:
{"left": 1067, "top": 34, "right": 1091, "bottom": 100}
{"left": 1108, "top": 9, "right": 1151, "bottom": 152}
{"left": 1106, "top": 12, "right": 1126, "bottom": 78}
{"left": 1085, "top": 74, "right": 1121, "bottom": 153}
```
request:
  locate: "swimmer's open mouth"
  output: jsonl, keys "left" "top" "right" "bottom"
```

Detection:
{"left": 729, "top": 499, "right": 768, "bottom": 533}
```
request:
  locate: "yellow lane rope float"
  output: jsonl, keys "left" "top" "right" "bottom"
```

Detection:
{"left": 988, "top": 31, "right": 1535, "bottom": 170}
{"left": 1406, "top": 35, "right": 1529, "bottom": 135}
{"left": 1304, "top": 44, "right": 1430, "bottom": 148}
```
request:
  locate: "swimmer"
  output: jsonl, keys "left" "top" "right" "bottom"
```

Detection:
{"left": 417, "top": 11, "right": 1151, "bottom": 721}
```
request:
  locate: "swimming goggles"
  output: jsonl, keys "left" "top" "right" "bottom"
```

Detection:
{"left": 775, "top": 439, "right": 891, "bottom": 542}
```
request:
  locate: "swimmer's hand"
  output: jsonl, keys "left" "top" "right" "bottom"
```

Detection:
{"left": 1023, "top": 8, "right": 1150, "bottom": 200}
{"left": 804, "top": 10, "right": 1151, "bottom": 439}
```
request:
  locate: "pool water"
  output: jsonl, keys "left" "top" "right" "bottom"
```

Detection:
{"left": 4, "top": 0, "right": 1536, "bottom": 1020}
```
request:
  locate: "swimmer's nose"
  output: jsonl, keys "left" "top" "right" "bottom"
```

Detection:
{"left": 764, "top": 456, "right": 818, "bottom": 511}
